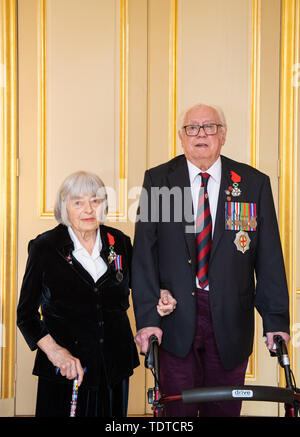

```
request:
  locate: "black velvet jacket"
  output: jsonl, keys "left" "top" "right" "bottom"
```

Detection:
{"left": 17, "top": 224, "right": 139, "bottom": 389}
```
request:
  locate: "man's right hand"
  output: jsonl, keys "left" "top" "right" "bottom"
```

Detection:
{"left": 134, "top": 326, "right": 163, "bottom": 354}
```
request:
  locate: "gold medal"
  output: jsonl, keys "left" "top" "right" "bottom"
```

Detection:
{"left": 249, "top": 217, "right": 257, "bottom": 228}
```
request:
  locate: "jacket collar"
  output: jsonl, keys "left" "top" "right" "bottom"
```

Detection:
{"left": 51, "top": 223, "right": 110, "bottom": 253}
{"left": 166, "top": 154, "right": 231, "bottom": 265}
{"left": 51, "top": 224, "right": 113, "bottom": 287}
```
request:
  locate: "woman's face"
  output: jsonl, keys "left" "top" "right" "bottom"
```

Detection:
{"left": 66, "top": 194, "right": 102, "bottom": 234}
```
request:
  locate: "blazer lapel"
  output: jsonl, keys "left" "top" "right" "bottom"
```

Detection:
{"left": 53, "top": 226, "right": 94, "bottom": 286}
{"left": 167, "top": 156, "right": 196, "bottom": 265}
{"left": 210, "top": 155, "right": 229, "bottom": 262}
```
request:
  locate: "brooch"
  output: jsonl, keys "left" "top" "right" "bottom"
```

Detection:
{"left": 107, "top": 232, "right": 123, "bottom": 282}
{"left": 65, "top": 254, "right": 73, "bottom": 264}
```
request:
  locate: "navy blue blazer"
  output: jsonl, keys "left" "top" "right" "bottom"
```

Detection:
{"left": 131, "top": 154, "right": 290, "bottom": 370}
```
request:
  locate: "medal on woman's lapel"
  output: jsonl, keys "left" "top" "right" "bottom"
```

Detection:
{"left": 107, "top": 232, "right": 123, "bottom": 281}
{"left": 115, "top": 255, "right": 123, "bottom": 282}
{"left": 107, "top": 233, "right": 117, "bottom": 263}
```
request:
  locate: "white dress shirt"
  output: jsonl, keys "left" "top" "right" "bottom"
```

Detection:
{"left": 186, "top": 156, "right": 222, "bottom": 289}
{"left": 68, "top": 226, "right": 108, "bottom": 283}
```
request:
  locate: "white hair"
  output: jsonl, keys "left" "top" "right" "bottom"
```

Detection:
{"left": 177, "top": 103, "right": 227, "bottom": 131}
{"left": 54, "top": 171, "right": 108, "bottom": 226}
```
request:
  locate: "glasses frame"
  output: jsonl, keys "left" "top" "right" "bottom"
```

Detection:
{"left": 183, "top": 123, "right": 223, "bottom": 136}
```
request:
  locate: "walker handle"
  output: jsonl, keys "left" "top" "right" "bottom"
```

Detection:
{"left": 145, "top": 335, "right": 159, "bottom": 370}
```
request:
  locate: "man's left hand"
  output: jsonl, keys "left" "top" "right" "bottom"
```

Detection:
{"left": 265, "top": 331, "right": 290, "bottom": 351}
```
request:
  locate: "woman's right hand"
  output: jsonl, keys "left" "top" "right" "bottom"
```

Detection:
{"left": 37, "top": 334, "right": 85, "bottom": 386}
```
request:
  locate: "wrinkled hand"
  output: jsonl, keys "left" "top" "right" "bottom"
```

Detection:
{"left": 264, "top": 331, "right": 291, "bottom": 352}
{"left": 157, "top": 289, "right": 177, "bottom": 317}
{"left": 37, "top": 334, "right": 85, "bottom": 386}
{"left": 134, "top": 327, "right": 163, "bottom": 355}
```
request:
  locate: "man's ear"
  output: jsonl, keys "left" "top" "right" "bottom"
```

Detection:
{"left": 220, "top": 127, "right": 227, "bottom": 145}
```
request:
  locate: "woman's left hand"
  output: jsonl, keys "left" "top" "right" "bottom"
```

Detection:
{"left": 157, "top": 289, "right": 177, "bottom": 316}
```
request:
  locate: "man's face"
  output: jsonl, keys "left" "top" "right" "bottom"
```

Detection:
{"left": 179, "top": 105, "right": 226, "bottom": 170}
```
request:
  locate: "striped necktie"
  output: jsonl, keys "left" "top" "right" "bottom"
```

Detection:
{"left": 196, "top": 172, "right": 212, "bottom": 288}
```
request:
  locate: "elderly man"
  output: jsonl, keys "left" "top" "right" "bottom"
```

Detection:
{"left": 131, "top": 103, "right": 290, "bottom": 417}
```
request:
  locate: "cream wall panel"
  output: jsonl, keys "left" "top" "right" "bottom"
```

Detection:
{"left": 44, "top": 0, "right": 121, "bottom": 214}
{"left": 177, "top": 0, "right": 252, "bottom": 164}
{"left": 147, "top": 0, "right": 170, "bottom": 168}
{"left": 259, "top": 0, "right": 281, "bottom": 208}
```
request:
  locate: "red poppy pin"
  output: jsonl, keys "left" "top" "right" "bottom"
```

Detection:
{"left": 107, "top": 232, "right": 115, "bottom": 247}
{"left": 230, "top": 171, "right": 241, "bottom": 183}
{"left": 107, "top": 233, "right": 117, "bottom": 263}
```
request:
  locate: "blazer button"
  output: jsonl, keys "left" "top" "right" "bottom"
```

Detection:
{"left": 99, "top": 338, "right": 104, "bottom": 344}
{"left": 93, "top": 287, "right": 98, "bottom": 293}
{"left": 191, "top": 291, "right": 195, "bottom": 296}
{"left": 188, "top": 259, "right": 192, "bottom": 264}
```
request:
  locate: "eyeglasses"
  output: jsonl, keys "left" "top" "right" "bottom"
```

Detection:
{"left": 183, "top": 123, "right": 223, "bottom": 136}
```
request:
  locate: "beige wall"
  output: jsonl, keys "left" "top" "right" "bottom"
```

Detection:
{"left": 177, "top": 0, "right": 252, "bottom": 164}
{"left": 0, "top": 0, "right": 299, "bottom": 417}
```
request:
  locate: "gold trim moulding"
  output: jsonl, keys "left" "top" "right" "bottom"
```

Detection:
{"left": 38, "top": 0, "right": 128, "bottom": 220}
{"left": 1, "top": 0, "right": 18, "bottom": 399}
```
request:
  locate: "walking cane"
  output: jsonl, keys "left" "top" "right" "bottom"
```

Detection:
{"left": 70, "top": 367, "right": 87, "bottom": 417}
{"left": 56, "top": 366, "right": 87, "bottom": 417}
{"left": 70, "top": 376, "right": 79, "bottom": 417}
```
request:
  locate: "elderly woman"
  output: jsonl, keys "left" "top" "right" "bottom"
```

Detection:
{"left": 17, "top": 171, "right": 141, "bottom": 417}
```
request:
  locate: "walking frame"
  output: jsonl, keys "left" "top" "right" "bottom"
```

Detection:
{"left": 145, "top": 334, "right": 300, "bottom": 417}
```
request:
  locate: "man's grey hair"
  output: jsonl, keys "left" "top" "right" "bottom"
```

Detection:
{"left": 54, "top": 171, "right": 108, "bottom": 226}
{"left": 177, "top": 103, "right": 227, "bottom": 132}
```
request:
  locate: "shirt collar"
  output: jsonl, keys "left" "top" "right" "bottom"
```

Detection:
{"left": 186, "top": 156, "right": 222, "bottom": 185}
{"left": 68, "top": 226, "right": 101, "bottom": 259}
